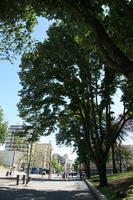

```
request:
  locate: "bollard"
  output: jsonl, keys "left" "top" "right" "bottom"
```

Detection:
{"left": 16, "top": 175, "right": 20, "bottom": 185}
{"left": 26, "top": 176, "right": 31, "bottom": 185}
{"left": 22, "top": 175, "right": 26, "bottom": 184}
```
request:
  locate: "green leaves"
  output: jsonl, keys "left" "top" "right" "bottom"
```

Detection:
{"left": 120, "top": 79, "right": 133, "bottom": 113}
{"left": 0, "top": 0, "right": 133, "bottom": 79}
{"left": 0, "top": 106, "right": 8, "bottom": 143}
{"left": 0, "top": 1, "right": 37, "bottom": 60}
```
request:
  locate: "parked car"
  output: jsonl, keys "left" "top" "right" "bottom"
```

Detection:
{"left": 68, "top": 171, "right": 77, "bottom": 176}
{"left": 31, "top": 168, "right": 39, "bottom": 174}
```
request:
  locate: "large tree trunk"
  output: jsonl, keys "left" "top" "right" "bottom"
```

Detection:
{"left": 97, "top": 160, "right": 108, "bottom": 187}
{"left": 26, "top": 142, "right": 33, "bottom": 185}
{"left": 95, "top": 155, "right": 108, "bottom": 187}
{"left": 119, "top": 155, "right": 122, "bottom": 173}
{"left": 85, "top": 159, "right": 91, "bottom": 178}
{"left": 111, "top": 144, "right": 118, "bottom": 174}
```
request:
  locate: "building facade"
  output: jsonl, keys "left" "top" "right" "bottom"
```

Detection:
{"left": 5, "top": 125, "right": 28, "bottom": 154}
{"left": 32, "top": 143, "right": 53, "bottom": 170}
{"left": 2, "top": 125, "right": 29, "bottom": 168}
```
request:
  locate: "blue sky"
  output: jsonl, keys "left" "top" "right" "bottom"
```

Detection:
{"left": 0, "top": 17, "right": 131, "bottom": 159}
{"left": 0, "top": 17, "right": 52, "bottom": 125}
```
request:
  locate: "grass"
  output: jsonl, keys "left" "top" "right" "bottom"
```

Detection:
{"left": 0, "top": 163, "right": 9, "bottom": 168}
{"left": 88, "top": 172, "right": 133, "bottom": 200}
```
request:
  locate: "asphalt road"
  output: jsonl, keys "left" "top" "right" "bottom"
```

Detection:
{"left": 0, "top": 176, "right": 97, "bottom": 200}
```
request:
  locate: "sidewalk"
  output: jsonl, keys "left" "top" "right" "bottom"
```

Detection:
{"left": 0, "top": 174, "right": 107, "bottom": 200}
{"left": 0, "top": 175, "right": 97, "bottom": 200}
{"left": 0, "top": 174, "right": 77, "bottom": 188}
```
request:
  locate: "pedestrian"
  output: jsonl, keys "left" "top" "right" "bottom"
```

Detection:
{"left": 71, "top": 172, "right": 73, "bottom": 178}
{"left": 6, "top": 171, "right": 9, "bottom": 176}
{"left": 80, "top": 172, "right": 82, "bottom": 180}
{"left": 62, "top": 172, "right": 65, "bottom": 180}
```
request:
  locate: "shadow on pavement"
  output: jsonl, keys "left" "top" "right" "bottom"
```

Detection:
{"left": 0, "top": 177, "right": 80, "bottom": 182}
{"left": 0, "top": 177, "right": 16, "bottom": 180}
{"left": 31, "top": 177, "right": 80, "bottom": 182}
{"left": 0, "top": 186, "right": 94, "bottom": 200}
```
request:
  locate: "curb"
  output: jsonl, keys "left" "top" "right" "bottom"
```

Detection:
{"left": 84, "top": 179, "right": 108, "bottom": 200}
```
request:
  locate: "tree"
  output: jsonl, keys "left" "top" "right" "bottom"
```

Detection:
{"left": 0, "top": 0, "right": 133, "bottom": 79}
{"left": 110, "top": 102, "right": 133, "bottom": 174}
{"left": 0, "top": 1, "right": 37, "bottom": 60}
{"left": 0, "top": 106, "right": 8, "bottom": 143}
{"left": 52, "top": 158, "right": 60, "bottom": 172}
{"left": 111, "top": 143, "right": 118, "bottom": 174}
{"left": 56, "top": 114, "right": 91, "bottom": 178}
{"left": 18, "top": 23, "right": 124, "bottom": 186}
{"left": 115, "top": 144, "right": 132, "bottom": 173}
{"left": 15, "top": 124, "right": 40, "bottom": 184}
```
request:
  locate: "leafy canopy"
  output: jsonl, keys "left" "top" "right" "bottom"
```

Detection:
{"left": 0, "top": 0, "right": 133, "bottom": 78}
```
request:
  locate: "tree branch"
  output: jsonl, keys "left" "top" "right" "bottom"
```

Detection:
{"left": 79, "top": 0, "right": 133, "bottom": 80}
{"left": 116, "top": 0, "right": 133, "bottom": 19}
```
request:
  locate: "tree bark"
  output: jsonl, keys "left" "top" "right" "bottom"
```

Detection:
{"left": 85, "top": 158, "right": 91, "bottom": 178}
{"left": 90, "top": 18, "right": 133, "bottom": 80}
{"left": 111, "top": 144, "right": 118, "bottom": 174}
{"left": 119, "top": 154, "right": 122, "bottom": 173}
{"left": 26, "top": 142, "right": 33, "bottom": 185}
{"left": 96, "top": 159, "right": 108, "bottom": 187}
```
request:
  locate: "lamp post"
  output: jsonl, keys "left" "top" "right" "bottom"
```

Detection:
{"left": 48, "top": 147, "right": 53, "bottom": 179}
{"left": 11, "top": 129, "right": 17, "bottom": 175}
{"left": 41, "top": 152, "right": 45, "bottom": 179}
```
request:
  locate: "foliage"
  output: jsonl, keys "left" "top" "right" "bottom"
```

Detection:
{"left": 0, "top": 106, "right": 8, "bottom": 143}
{"left": 115, "top": 145, "right": 132, "bottom": 163}
{"left": 0, "top": 0, "right": 39, "bottom": 60}
{"left": 120, "top": 79, "right": 133, "bottom": 117}
{"left": 0, "top": 163, "right": 9, "bottom": 169}
{"left": 52, "top": 158, "right": 60, "bottom": 171}
{"left": 18, "top": 22, "right": 123, "bottom": 186}
{"left": 73, "top": 159, "right": 79, "bottom": 171}
{"left": 110, "top": 143, "right": 132, "bottom": 173}
{"left": 0, "top": 0, "right": 133, "bottom": 78}
{"left": 12, "top": 136, "right": 25, "bottom": 152}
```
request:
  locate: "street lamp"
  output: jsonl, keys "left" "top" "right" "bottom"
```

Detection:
{"left": 48, "top": 146, "right": 53, "bottom": 179}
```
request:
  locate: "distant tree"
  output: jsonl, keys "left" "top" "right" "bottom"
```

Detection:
{"left": 0, "top": 106, "right": 8, "bottom": 143}
{"left": 111, "top": 83, "right": 133, "bottom": 171}
{"left": 121, "top": 79, "right": 133, "bottom": 113}
{"left": 115, "top": 144, "right": 132, "bottom": 173}
{"left": 15, "top": 123, "right": 40, "bottom": 184}
{"left": 73, "top": 159, "right": 79, "bottom": 172}
{"left": 52, "top": 158, "right": 60, "bottom": 172}
{"left": 56, "top": 114, "right": 91, "bottom": 178}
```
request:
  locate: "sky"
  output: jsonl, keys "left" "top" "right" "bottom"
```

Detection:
{"left": 0, "top": 17, "right": 132, "bottom": 160}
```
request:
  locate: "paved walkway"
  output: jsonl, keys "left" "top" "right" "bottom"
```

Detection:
{"left": 0, "top": 175, "right": 97, "bottom": 200}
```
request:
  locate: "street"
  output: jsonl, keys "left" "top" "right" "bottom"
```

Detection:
{"left": 0, "top": 176, "right": 97, "bottom": 200}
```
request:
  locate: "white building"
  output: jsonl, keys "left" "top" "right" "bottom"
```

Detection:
{"left": 5, "top": 125, "right": 28, "bottom": 153}
{"left": 1, "top": 125, "right": 29, "bottom": 168}
{"left": 0, "top": 150, "right": 23, "bottom": 167}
